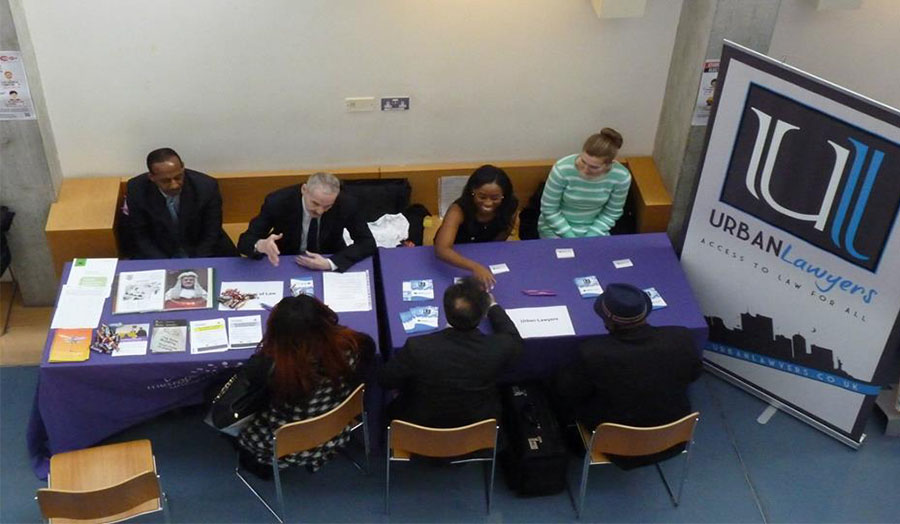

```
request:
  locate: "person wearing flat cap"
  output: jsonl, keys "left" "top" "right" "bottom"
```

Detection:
{"left": 553, "top": 283, "right": 702, "bottom": 468}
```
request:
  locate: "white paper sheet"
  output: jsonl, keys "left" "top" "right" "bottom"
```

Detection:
{"left": 66, "top": 258, "right": 118, "bottom": 296}
{"left": 190, "top": 318, "right": 230, "bottom": 354}
{"left": 323, "top": 271, "right": 372, "bottom": 312}
{"left": 555, "top": 248, "right": 575, "bottom": 259}
{"left": 613, "top": 258, "right": 634, "bottom": 269}
{"left": 218, "top": 281, "right": 284, "bottom": 311}
{"left": 505, "top": 305, "right": 576, "bottom": 339}
{"left": 228, "top": 315, "right": 263, "bottom": 349}
{"left": 50, "top": 285, "right": 107, "bottom": 329}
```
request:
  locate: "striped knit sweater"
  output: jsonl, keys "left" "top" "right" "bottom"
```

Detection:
{"left": 538, "top": 154, "right": 631, "bottom": 238}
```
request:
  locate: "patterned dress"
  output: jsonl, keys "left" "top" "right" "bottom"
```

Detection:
{"left": 237, "top": 341, "right": 370, "bottom": 471}
{"left": 538, "top": 154, "right": 631, "bottom": 238}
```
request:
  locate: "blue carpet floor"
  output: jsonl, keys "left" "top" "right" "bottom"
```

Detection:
{"left": 2, "top": 365, "right": 898, "bottom": 523}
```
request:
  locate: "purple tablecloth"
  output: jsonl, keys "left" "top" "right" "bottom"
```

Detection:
{"left": 27, "top": 255, "right": 378, "bottom": 479}
{"left": 378, "top": 233, "right": 707, "bottom": 379}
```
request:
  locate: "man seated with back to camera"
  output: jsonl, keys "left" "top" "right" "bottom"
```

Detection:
{"left": 553, "top": 283, "right": 702, "bottom": 469}
{"left": 377, "top": 277, "right": 523, "bottom": 428}
{"left": 125, "top": 148, "right": 237, "bottom": 259}
{"left": 237, "top": 172, "right": 376, "bottom": 272}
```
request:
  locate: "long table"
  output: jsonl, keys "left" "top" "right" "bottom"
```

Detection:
{"left": 378, "top": 233, "right": 707, "bottom": 379}
{"left": 27, "top": 256, "right": 378, "bottom": 479}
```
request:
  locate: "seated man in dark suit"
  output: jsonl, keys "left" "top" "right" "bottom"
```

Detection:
{"left": 125, "top": 148, "right": 237, "bottom": 259}
{"left": 237, "top": 172, "right": 376, "bottom": 272}
{"left": 553, "top": 283, "right": 702, "bottom": 468}
{"left": 378, "top": 277, "right": 523, "bottom": 428}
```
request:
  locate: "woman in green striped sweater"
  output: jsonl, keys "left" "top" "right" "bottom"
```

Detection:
{"left": 538, "top": 128, "right": 631, "bottom": 238}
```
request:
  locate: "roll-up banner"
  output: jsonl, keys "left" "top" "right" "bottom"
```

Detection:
{"left": 680, "top": 41, "right": 900, "bottom": 447}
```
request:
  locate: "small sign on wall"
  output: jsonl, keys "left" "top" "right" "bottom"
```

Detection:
{"left": 0, "top": 51, "right": 36, "bottom": 120}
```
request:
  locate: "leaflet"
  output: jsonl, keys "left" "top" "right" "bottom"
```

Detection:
{"left": 227, "top": 315, "right": 263, "bottom": 349}
{"left": 400, "top": 305, "right": 439, "bottom": 334}
{"left": 48, "top": 328, "right": 92, "bottom": 362}
{"left": 111, "top": 323, "right": 150, "bottom": 357}
{"left": 149, "top": 319, "right": 187, "bottom": 353}
{"left": 114, "top": 268, "right": 214, "bottom": 314}
{"left": 66, "top": 258, "right": 117, "bottom": 296}
{"left": 218, "top": 281, "right": 283, "bottom": 310}
{"left": 190, "top": 318, "right": 230, "bottom": 354}
{"left": 402, "top": 279, "right": 434, "bottom": 301}
{"left": 574, "top": 276, "right": 603, "bottom": 298}
{"left": 644, "top": 287, "right": 668, "bottom": 309}
{"left": 290, "top": 277, "right": 315, "bottom": 297}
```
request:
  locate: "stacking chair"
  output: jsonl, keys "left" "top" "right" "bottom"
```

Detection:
{"left": 385, "top": 418, "right": 498, "bottom": 515}
{"left": 235, "top": 383, "right": 369, "bottom": 523}
{"left": 35, "top": 439, "right": 169, "bottom": 523}
{"left": 573, "top": 411, "right": 700, "bottom": 519}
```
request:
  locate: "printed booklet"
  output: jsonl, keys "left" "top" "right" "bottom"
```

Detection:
{"left": 114, "top": 268, "right": 215, "bottom": 314}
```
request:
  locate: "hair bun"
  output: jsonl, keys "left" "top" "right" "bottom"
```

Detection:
{"left": 599, "top": 127, "right": 624, "bottom": 149}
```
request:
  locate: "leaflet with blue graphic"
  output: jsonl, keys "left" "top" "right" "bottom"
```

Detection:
{"left": 574, "top": 276, "right": 603, "bottom": 298}
{"left": 402, "top": 279, "right": 434, "bottom": 301}
{"left": 643, "top": 287, "right": 667, "bottom": 309}
{"left": 290, "top": 277, "right": 315, "bottom": 297}
{"left": 400, "top": 305, "right": 439, "bottom": 334}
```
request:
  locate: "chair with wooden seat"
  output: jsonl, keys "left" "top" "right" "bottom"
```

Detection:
{"left": 35, "top": 439, "right": 169, "bottom": 523}
{"left": 235, "top": 383, "right": 369, "bottom": 523}
{"left": 384, "top": 418, "right": 498, "bottom": 515}
{"left": 573, "top": 412, "right": 700, "bottom": 519}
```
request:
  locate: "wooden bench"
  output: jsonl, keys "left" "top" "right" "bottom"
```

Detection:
{"left": 45, "top": 158, "right": 671, "bottom": 277}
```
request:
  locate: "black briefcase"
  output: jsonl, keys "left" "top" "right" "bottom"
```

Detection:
{"left": 500, "top": 383, "right": 568, "bottom": 496}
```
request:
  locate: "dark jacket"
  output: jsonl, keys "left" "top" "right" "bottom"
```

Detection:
{"left": 236, "top": 185, "right": 376, "bottom": 272}
{"left": 377, "top": 305, "right": 522, "bottom": 428}
{"left": 125, "top": 169, "right": 236, "bottom": 259}
{"left": 554, "top": 324, "right": 702, "bottom": 431}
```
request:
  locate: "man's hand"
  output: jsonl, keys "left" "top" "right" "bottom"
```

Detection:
{"left": 295, "top": 251, "right": 332, "bottom": 271}
{"left": 472, "top": 263, "right": 496, "bottom": 290}
{"left": 255, "top": 233, "right": 282, "bottom": 266}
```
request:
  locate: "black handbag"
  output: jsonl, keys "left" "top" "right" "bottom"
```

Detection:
{"left": 205, "top": 355, "right": 273, "bottom": 435}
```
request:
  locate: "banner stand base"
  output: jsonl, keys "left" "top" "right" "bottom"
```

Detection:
{"left": 703, "top": 363, "right": 865, "bottom": 449}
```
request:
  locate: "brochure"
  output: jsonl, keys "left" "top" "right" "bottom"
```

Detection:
{"left": 402, "top": 279, "right": 434, "bottom": 301}
{"left": 49, "top": 328, "right": 92, "bottom": 362}
{"left": 218, "top": 281, "right": 283, "bottom": 311}
{"left": 400, "top": 305, "right": 440, "bottom": 334}
{"left": 114, "top": 268, "right": 214, "bottom": 314}
{"left": 227, "top": 315, "right": 263, "bottom": 349}
{"left": 189, "top": 318, "right": 230, "bottom": 354}
{"left": 644, "top": 287, "right": 668, "bottom": 309}
{"left": 149, "top": 319, "right": 188, "bottom": 353}
{"left": 290, "top": 277, "right": 315, "bottom": 297}
{"left": 574, "top": 276, "right": 603, "bottom": 298}
{"left": 112, "top": 323, "right": 150, "bottom": 357}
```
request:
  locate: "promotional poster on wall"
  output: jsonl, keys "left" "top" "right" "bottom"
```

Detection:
{"left": 680, "top": 42, "right": 900, "bottom": 447}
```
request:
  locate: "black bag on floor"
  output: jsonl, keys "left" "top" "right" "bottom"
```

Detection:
{"left": 500, "top": 383, "right": 568, "bottom": 496}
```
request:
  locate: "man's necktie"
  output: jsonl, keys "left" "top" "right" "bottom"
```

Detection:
{"left": 166, "top": 196, "right": 178, "bottom": 225}
{"left": 307, "top": 217, "right": 319, "bottom": 252}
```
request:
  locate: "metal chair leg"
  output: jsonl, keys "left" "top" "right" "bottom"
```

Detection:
{"left": 273, "top": 456, "right": 285, "bottom": 522}
{"left": 362, "top": 411, "right": 371, "bottom": 474}
{"left": 234, "top": 452, "right": 283, "bottom": 523}
{"left": 576, "top": 449, "right": 592, "bottom": 519}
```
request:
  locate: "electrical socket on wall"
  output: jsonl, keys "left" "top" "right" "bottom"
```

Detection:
{"left": 381, "top": 97, "right": 410, "bottom": 111}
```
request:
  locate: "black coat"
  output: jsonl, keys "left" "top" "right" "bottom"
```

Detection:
{"left": 377, "top": 305, "right": 522, "bottom": 428}
{"left": 554, "top": 324, "right": 702, "bottom": 431}
{"left": 236, "top": 185, "right": 376, "bottom": 272}
{"left": 125, "top": 169, "right": 236, "bottom": 259}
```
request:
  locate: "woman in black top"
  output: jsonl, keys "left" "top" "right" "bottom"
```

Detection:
{"left": 434, "top": 165, "right": 518, "bottom": 288}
